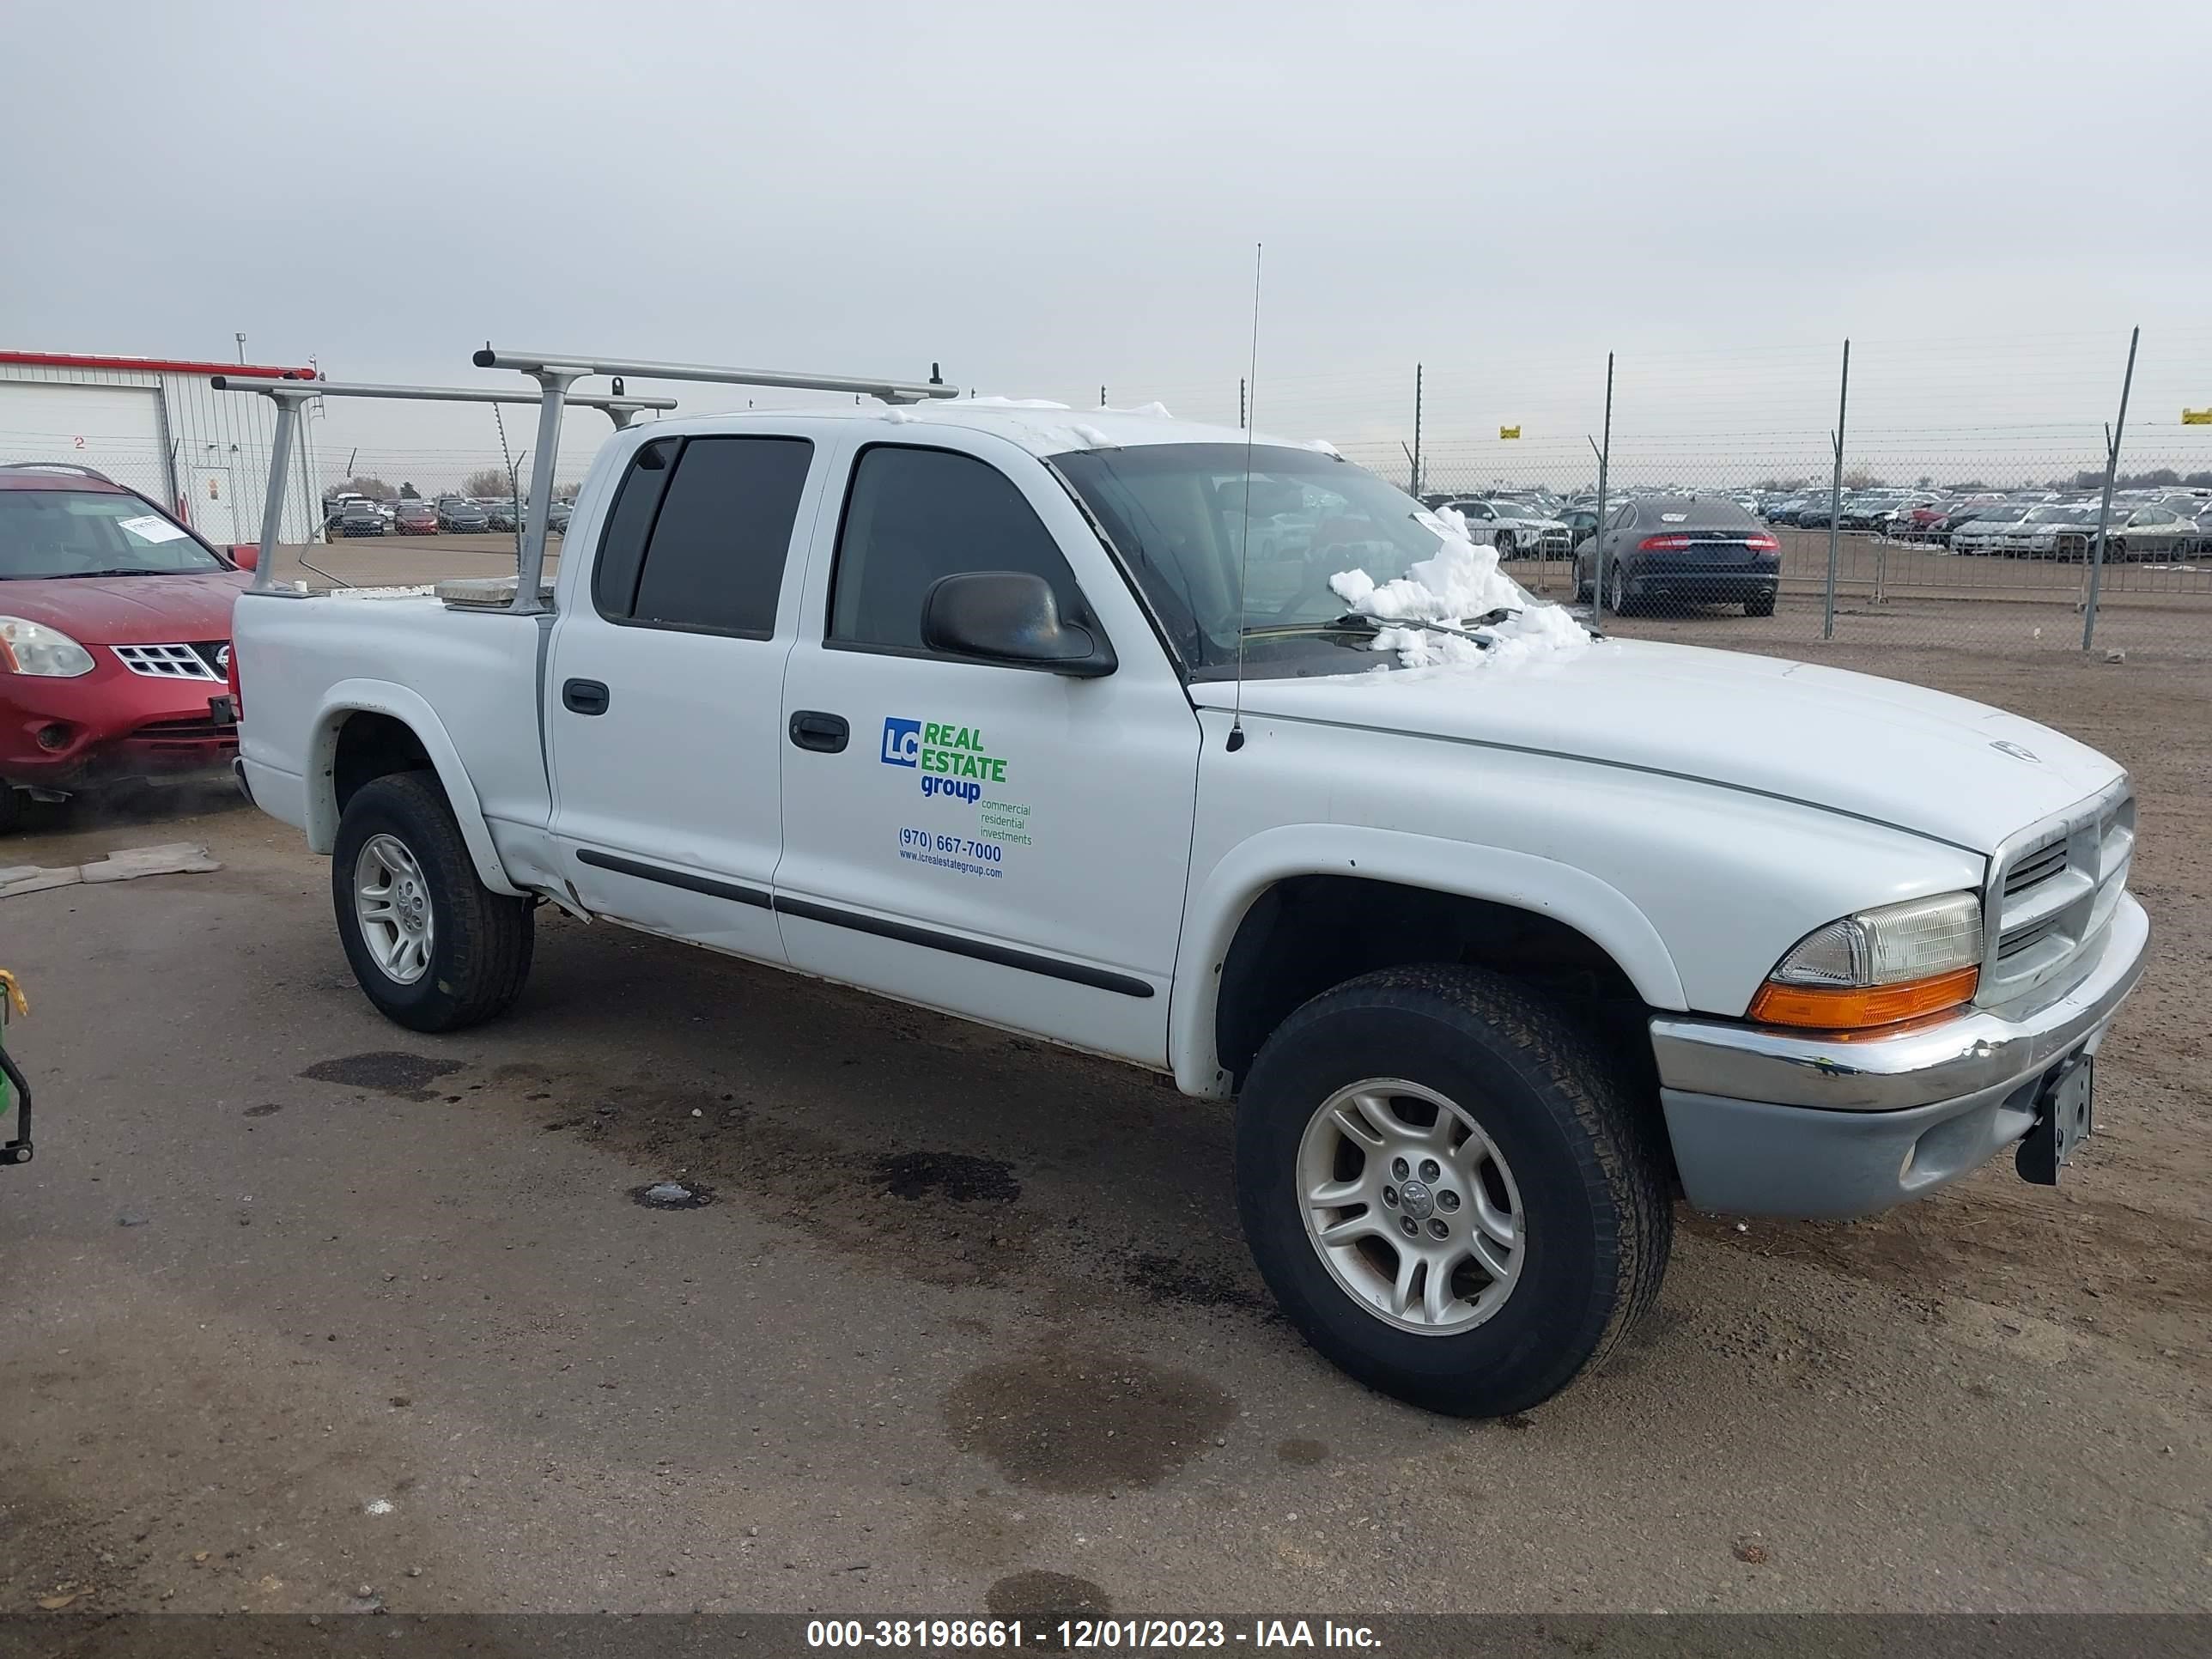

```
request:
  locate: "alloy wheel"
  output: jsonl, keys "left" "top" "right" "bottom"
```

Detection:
{"left": 1296, "top": 1078, "right": 1526, "bottom": 1335}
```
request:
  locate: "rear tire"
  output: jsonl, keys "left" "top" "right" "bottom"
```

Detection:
{"left": 1235, "top": 965, "right": 1671, "bottom": 1416}
{"left": 331, "top": 771, "right": 533, "bottom": 1033}
{"left": 1746, "top": 589, "right": 1776, "bottom": 617}
{"left": 1604, "top": 562, "right": 1628, "bottom": 616}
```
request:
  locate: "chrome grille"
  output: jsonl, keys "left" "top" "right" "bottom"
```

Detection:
{"left": 1982, "top": 781, "right": 2134, "bottom": 1006}
{"left": 112, "top": 642, "right": 226, "bottom": 681}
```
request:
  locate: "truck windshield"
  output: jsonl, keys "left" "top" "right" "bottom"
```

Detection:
{"left": 1051, "top": 442, "right": 1539, "bottom": 679}
{"left": 0, "top": 490, "right": 228, "bottom": 579}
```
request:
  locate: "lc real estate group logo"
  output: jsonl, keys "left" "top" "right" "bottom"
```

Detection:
{"left": 881, "top": 717, "right": 1009, "bottom": 804}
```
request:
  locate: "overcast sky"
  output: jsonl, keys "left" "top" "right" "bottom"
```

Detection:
{"left": 7, "top": 1, "right": 2209, "bottom": 487}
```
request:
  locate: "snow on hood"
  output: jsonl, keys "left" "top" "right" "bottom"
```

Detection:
{"left": 1327, "top": 507, "right": 1592, "bottom": 670}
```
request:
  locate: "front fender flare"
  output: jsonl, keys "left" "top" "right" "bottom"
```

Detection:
{"left": 305, "top": 680, "right": 522, "bottom": 897}
{"left": 1170, "top": 825, "right": 1686, "bottom": 1097}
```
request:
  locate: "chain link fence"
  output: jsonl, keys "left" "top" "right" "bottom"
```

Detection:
{"left": 1349, "top": 426, "right": 2212, "bottom": 662}
{"left": 276, "top": 429, "right": 620, "bottom": 589}
{"left": 1157, "top": 329, "right": 2212, "bottom": 664}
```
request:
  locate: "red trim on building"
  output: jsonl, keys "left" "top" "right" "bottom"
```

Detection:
{"left": 0, "top": 350, "right": 319, "bottom": 380}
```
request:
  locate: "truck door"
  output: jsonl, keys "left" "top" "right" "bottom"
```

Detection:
{"left": 544, "top": 429, "right": 826, "bottom": 963}
{"left": 774, "top": 434, "right": 1201, "bottom": 1065}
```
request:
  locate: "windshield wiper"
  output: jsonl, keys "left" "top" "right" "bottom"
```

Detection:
{"left": 1237, "top": 613, "right": 1383, "bottom": 641}
{"left": 1238, "top": 615, "right": 1530, "bottom": 654}
{"left": 43, "top": 567, "right": 178, "bottom": 579}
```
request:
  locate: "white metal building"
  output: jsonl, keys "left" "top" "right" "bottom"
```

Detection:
{"left": 0, "top": 349, "right": 325, "bottom": 544}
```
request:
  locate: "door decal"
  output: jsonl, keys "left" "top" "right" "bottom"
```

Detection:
{"left": 880, "top": 716, "right": 1034, "bottom": 876}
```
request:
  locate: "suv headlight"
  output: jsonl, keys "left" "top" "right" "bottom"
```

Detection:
{"left": 0, "top": 617, "right": 96, "bottom": 678}
{"left": 1748, "top": 891, "right": 1983, "bottom": 1030}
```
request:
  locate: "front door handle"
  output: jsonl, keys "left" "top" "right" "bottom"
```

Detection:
{"left": 562, "top": 678, "right": 611, "bottom": 716}
{"left": 788, "top": 710, "right": 849, "bottom": 753}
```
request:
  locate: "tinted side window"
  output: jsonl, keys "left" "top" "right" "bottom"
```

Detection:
{"left": 592, "top": 437, "right": 678, "bottom": 617}
{"left": 628, "top": 436, "right": 814, "bottom": 636}
{"left": 830, "top": 445, "right": 1082, "bottom": 653}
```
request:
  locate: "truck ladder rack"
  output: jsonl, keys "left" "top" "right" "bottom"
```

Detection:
{"left": 211, "top": 375, "right": 679, "bottom": 599}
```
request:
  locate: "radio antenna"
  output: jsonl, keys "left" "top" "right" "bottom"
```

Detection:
{"left": 1227, "top": 241, "right": 1262, "bottom": 753}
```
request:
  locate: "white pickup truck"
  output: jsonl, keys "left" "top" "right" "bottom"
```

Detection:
{"left": 231, "top": 369, "right": 2148, "bottom": 1417}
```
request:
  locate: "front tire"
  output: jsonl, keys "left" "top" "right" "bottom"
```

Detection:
{"left": 1235, "top": 966, "right": 1670, "bottom": 1416}
{"left": 331, "top": 771, "right": 533, "bottom": 1032}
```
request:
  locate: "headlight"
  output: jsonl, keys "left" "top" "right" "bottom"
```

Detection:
{"left": 0, "top": 617, "right": 96, "bottom": 678}
{"left": 1748, "top": 891, "right": 1983, "bottom": 1030}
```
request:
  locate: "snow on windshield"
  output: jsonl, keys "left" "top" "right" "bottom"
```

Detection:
{"left": 1328, "top": 507, "right": 1592, "bottom": 670}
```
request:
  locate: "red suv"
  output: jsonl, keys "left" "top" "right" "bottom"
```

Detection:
{"left": 0, "top": 463, "right": 257, "bottom": 833}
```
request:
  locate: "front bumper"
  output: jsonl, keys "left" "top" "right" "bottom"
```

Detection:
{"left": 1649, "top": 892, "right": 2148, "bottom": 1218}
{"left": 2, "top": 660, "right": 239, "bottom": 795}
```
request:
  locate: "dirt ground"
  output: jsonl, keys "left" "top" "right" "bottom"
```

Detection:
{"left": 1, "top": 627, "right": 2206, "bottom": 1623}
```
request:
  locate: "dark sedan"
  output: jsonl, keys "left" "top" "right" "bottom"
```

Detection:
{"left": 1837, "top": 497, "right": 1902, "bottom": 532}
{"left": 1576, "top": 495, "right": 1781, "bottom": 616}
{"left": 329, "top": 501, "right": 386, "bottom": 538}
{"left": 436, "top": 500, "right": 491, "bottom": 533}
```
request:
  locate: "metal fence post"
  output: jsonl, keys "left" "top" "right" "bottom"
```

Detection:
{"left": 2082, "top": 326, "right": 2140, "bottom": 653}
{"left": 1592, "top": 351, "right": 1613, "bottom": 623}
{"left": 1823, "top": 338, "right": 1849, "bottom": 641}
{"left": 1411, "top": 363, "right": 1424, "bottom": 499}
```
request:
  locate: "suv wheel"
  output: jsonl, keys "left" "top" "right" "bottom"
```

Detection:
{"left": 331, "top": 771, "right": 533, "bottom": 1032}
{"left": 0, "top": 783, "right": 19, "bottom": 836}
{"left": 1235, "top": 966, "right": 1670, "bottom": 1416}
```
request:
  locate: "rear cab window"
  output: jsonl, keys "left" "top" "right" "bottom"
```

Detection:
{"left": 591, "top": 434, "right": 815, "bottom": 636}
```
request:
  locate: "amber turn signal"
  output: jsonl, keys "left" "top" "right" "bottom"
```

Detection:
{"left": 1747, "top": 965, "right": 1980, "bottom": 1031}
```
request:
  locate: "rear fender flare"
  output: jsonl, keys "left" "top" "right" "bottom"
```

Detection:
{"left": 305, "top": 680, "right": 521, "bottom": 897}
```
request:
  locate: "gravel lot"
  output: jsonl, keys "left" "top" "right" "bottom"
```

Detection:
{"left": 2, "top": 601, "right": 2206, "bottom": 1618}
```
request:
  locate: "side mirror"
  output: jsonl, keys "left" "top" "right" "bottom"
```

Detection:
{"left": 229, "top": 545, "right": 259, "bottom": 571}
{"left": 921, "top": 571, "right": 1115, "bottom": 678}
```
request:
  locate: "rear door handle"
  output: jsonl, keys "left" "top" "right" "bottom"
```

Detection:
{"left": 562, "top": 678, "right": 611, "bottom": 716}
{"left": 788, "top": 710, "right": 849, "bottom": 753}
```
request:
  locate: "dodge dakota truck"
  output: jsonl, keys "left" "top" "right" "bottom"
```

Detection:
{"left": 230, "top": 370, "right": 2148, "bottom": 1416}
